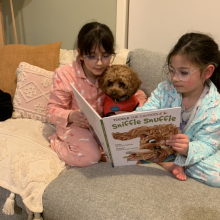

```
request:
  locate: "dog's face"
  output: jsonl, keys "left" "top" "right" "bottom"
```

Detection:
{"left": 98, "top": 65, "right": 141, "bottom": 100}
{"left": 138, "top": 134, "right": 176, "bottom": 162}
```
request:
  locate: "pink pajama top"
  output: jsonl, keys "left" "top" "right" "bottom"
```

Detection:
{"left": 46, "top": 57, "right": 104, "bottom": 126}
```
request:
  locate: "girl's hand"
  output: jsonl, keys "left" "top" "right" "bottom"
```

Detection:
{"left": 166, "top": 134, "right": 189, "bottom": 156}
{"left": 68, "top": 110, "right": 90, "bottom": 128}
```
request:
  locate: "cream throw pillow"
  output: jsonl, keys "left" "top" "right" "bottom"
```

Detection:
{"left": 13, "top": 62, "right": 53, "bottom": 122}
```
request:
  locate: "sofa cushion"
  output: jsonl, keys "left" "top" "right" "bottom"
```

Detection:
{"left": 127, "top": 49, "right": 167, "bottom": 97}
{"left": 13, "top": 62, "right": 53, "bottom": 122}
{"left": 59, "top": 49, "right": 129, "bottom": 67}
{"left": 0, "top": 42, "right": 61, "bottom": 98}
{"left": 43, "top": 162, "right": 220, "bottom": 220}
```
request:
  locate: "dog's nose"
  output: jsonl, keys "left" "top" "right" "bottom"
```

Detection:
{"left": 112, "top": 91, "right": 117, "bottom": 95}
{"left": 154, "top": 146, "right": 161, "bottom": 150}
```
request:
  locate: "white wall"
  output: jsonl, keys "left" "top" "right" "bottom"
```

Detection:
{"left": 116, "top": 0, "right": 129, "bottom": 50}
{"left": 2, "top": 0, "right": 117, "bottom": 50}
{"left": 128, "top": 0, "right": 220, "bottom": 53}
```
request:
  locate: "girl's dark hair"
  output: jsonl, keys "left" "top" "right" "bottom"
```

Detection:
{"left": 167, "top": 32, "right": 220, "bottom": 92}
{"left": 76, "top": 22, "right": 115, "bottom": 56}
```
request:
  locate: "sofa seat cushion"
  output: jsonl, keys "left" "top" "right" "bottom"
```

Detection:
{"left": 43, "top": 162, "right": 220, "bottom": 220}
{"left": 0, "top": 42, "right": 61, "bottom": 98}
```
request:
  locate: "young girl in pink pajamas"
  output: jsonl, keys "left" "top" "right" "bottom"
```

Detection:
{"left": 46, "top": 22, "right": 146, "bottom": 167}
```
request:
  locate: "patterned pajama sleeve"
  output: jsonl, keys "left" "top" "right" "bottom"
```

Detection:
{"left": 176, "top": 119, "right": 220, "bottom": 167}
{"left": 135, "top": 84, "right": 163, "bottom": 111}
{"left": 46, "top": 71, "right": 73, "bottom": 127}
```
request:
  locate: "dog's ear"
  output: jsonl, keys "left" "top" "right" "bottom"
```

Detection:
{"left": 127, "top": 68, "right": 142, "bottom": 97}
{"left": 98, "top": 69, "right": 109, "bottom": 93}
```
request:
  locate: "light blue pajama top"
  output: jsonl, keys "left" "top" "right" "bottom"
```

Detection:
{"left": 136, "top": 80, "right": 220, "bottom": 186}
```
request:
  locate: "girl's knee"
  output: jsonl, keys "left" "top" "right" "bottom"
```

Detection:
{"left": 71, "top": 144, "right": 101, "bottom": 167}
{"left": 76, "top": 151, "right": 101, "bottom": 167}
{"left": 88, "top": 147, "right": 101, "bottom": 163}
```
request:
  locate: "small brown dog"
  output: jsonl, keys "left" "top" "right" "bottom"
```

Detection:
{"left": 99, "top": 65, "right": 142, "bottom": 117}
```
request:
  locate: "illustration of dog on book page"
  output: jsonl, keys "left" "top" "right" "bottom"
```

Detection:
{"left": 112, "top": 124, "right": 179, "bottom": 164}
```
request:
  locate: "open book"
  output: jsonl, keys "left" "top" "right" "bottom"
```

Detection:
{"left": 70, "top": 84, "right": 181, "bottom": 167}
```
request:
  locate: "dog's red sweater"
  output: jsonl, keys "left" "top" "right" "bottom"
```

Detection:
{"left": 103, "top": 94, "right": 139, "bottom": 117}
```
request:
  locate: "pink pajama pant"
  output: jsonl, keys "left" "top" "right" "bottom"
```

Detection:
{"left": 49, "top": 124, "right": 101, "bottom": 167}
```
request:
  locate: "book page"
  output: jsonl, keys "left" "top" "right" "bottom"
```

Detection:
{"left": 70, "top": 83, "right": 112, "bottom": 163}
{"left": 103, "top": 107, "right": 181, "bottom": 166}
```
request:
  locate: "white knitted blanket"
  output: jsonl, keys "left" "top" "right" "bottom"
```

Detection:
{"left": 0, "top": 118, "right": 66, "bottom": 213}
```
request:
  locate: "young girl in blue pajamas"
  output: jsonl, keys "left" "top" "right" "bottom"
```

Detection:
{"left": 136, "top": 32, "right": 220, "bottom": 187}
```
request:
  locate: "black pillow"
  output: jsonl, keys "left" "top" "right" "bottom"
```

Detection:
{"left": 0, "top": 90, "right": 13, "bottom": 121}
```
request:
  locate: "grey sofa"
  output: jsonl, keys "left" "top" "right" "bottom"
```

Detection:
{"left": 1, "top": 48, "right": 220, "bottom": 220}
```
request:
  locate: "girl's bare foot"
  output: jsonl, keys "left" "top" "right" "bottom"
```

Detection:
{"left": 172, "top": 165, "right": 187, "bottom": 181}
{"left": 158, "top": 162, "right": 187, "bottom": 181}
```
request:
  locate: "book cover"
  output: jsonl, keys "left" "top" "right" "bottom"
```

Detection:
{"left": 102, "top": 108, "right": 181, "bottom": 166}
{"left": 70, "top": 83, "right": 181, "bottom": 167}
